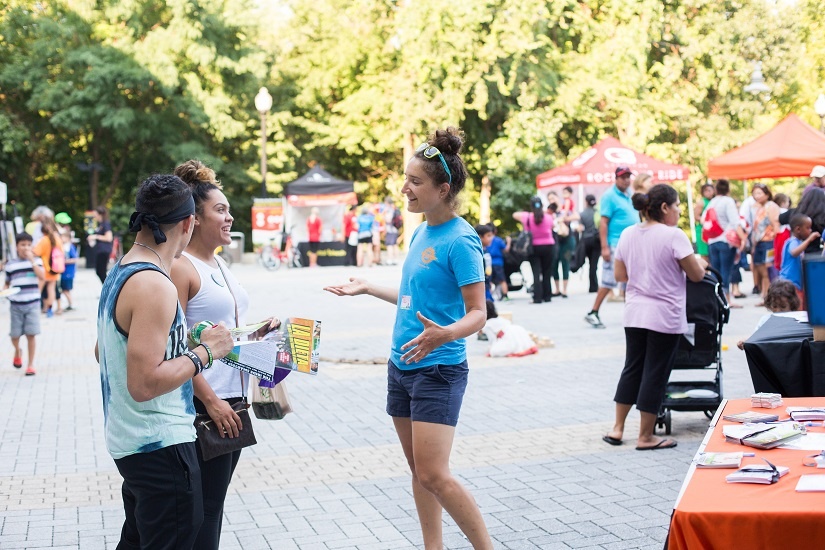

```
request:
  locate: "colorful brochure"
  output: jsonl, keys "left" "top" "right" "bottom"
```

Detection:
{"left": 219, "top": 318, "right": 321, "bottom": 381}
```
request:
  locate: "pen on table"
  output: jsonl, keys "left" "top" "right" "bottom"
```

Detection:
{"left": 743, "top": 453, "right": 756, "bottom": 457}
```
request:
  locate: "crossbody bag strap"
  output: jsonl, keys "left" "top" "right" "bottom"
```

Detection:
{"left": 215, "top": 257, "right": 245, "bottom": 401}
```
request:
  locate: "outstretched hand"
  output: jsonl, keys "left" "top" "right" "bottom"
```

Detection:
{"left": 323, "top": 277, "right": 370, "bottom": 297}
{"left": 400, "top": 312, "right": 451, "bottom": 364}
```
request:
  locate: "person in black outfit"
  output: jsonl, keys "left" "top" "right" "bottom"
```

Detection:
{"left": 578, "top": 194, "right": 601, "bottom": 293}
{"left": 87, "top": 206, "right": 114, "bottom": 283}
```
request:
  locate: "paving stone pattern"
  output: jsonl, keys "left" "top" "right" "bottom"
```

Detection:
{"left": 0, "top": 260, "right": 764, "bottom": 549}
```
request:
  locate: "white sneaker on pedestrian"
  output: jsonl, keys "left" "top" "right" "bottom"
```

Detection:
{"left": 584, "top": 311, "right": 605, "bottom": 328}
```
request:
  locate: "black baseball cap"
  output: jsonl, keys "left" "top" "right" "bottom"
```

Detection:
{"left": 615, "top": 166, "right": 632, "bottom": 178}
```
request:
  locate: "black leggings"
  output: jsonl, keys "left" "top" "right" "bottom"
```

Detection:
{"left": 614, "top": 328, "right": 681, "bottom": 414}
{"left": 95, "top": 250, "right": 110, "bottom": 284}
{"left": 529, "top": 244, "right": 555, "bottom": 303}
{"left": 193, "top": 397, "right": 244, "bottom": 550}
{"left": 582, "top": 235, "right": 601, "bottom": 292}
{"left": 552, "top": 234, "right": 575, "bottom": 282}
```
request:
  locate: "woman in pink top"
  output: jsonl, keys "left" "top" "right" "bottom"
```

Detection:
{"left": 602, "top": 184, "right": 706, "bottom": 451}
{"left": 513, "top": 196, "right": 555, "bottom": 303}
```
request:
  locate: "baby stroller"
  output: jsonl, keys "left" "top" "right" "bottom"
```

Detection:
{"left": 655, "top": 268, "right": 730, "bottom": 435}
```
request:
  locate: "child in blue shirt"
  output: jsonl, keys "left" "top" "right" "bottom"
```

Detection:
{"left": 476, "top": 224, "right": 511, "bottom": 300}
{"left": 780, "top": 214, "right": 820, "bottom": 296}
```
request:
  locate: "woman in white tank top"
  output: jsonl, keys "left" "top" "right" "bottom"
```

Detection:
{"left": 171, "top": 160, "right": 280, "bottom": 550}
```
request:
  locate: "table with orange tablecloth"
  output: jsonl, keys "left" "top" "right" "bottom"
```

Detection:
{"left": 667, "top": 397, "right": 825, "bottom": 550}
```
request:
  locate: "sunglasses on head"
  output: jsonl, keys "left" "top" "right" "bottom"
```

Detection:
{"left": 416, "top": 144, "right": 452, "bottom": 186}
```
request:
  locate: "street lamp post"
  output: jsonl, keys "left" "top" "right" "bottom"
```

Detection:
{"left": 815, "top": 94, "right": 825, "bottom": 133}
{"left": 254, "top": 87, "right": 273, "bottom": 197}
{"left": 744, "top": 61, "right": 771, "bottom": 95}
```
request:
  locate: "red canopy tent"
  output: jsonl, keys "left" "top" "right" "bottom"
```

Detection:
{"left": 536, "top": 137, "right": 690, "bottom": 196}
{"left": 536, "top": 136, "right": 693, "bottom": 238}
{"left": 707, "top": 114, "right": 825, "bottom": 180}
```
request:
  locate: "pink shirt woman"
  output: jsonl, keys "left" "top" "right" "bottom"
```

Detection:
{"left": 517, "top": 211, "right": 555, "bottom": 245}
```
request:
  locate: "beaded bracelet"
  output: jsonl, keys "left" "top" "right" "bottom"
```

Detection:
{"left": 199, "top": 343, "right": 214, "bottom": 369}
{"left": 184, "top": 349, "right": 204, "bottom": 376}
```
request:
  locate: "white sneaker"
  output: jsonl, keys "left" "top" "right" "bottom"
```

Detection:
{"left": 584, "top": 312, "right": 605, "bottom": 328}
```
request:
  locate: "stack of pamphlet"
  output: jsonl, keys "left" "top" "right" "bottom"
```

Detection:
{"left": 694, "top": 452, "right": 743, "bottom": 469}
{"left": 722, "top": 422, "right": 805, "bottom": 449}
{"left": 752, "top": 393, "right": 783, "bottom": 408}
{"left": 786, "top": 407, "right": 825, "bottom": 421}
{"left": 726, "top": 463, "right": 790, "bottom": 484}
{"left": 795, "top": 475, "right": 825, "bottom": 492}
{"left": 722, "top": 411, "right": 779, "bottom": 423}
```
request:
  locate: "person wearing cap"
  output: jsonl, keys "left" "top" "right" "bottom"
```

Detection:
{"left": 804, "top": 165, "right": 825, "bottom": 196}
{"left": 95, "top": 174, "right": 234, "bottom": 549}
{"left": 584, "top": 166, "right": 640, "bottom": 328}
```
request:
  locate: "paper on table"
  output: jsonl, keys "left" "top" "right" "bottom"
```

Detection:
{"left": 779, "top": 432, "right": 825, "bottom": 450}
{"left": 796, "top": 474, "right": 825, "bottom": 492}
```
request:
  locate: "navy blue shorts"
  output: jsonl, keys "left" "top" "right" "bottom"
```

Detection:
{"left": 386, "top": 360, "right": 469, "bottom": 426}
{"left": 491, "top": 265, "right": 506, "bottom": 285}
{"left": 753, "top": 240, "right": 774, "bottom": 265}
{"left": 60, "top": 276, "right": 74, "bottom": 291}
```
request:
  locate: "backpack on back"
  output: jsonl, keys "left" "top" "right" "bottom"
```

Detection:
{"left": 701, "top": 207, "right": 724, "bottom": 243}
{"left": 392, "top": 209, "right": 403, "bottom": 229}
{"left": 49, "top": 243, "right": 66, "bottom": 275}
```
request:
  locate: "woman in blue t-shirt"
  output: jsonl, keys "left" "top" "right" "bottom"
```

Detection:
{"left": 325, "top": 128, "right": 492, "bottom": 550}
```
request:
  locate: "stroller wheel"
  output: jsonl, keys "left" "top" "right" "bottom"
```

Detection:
{"left": 704, "top": 410, "right": 714, "bottom": 419}
{"left": 664, "top": 409, "right": 672, "bottom": 435}
{"left": 655, "top": 411, "right": 666, "bottom": 434}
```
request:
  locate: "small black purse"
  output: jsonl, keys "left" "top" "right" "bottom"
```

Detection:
{"left": 194, "top": 400, "right": 257, "bottom": 461}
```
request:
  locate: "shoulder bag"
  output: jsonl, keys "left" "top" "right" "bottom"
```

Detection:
{"left": 193, "top": 258, "right": 258, "bottom": 461}
{"left": 511, "top": 214, "right": 534, "bottom": 260}
{"left": 554, "top": 216, "right": 570, "bottom": 238}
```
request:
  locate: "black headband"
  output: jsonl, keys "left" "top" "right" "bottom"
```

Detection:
{"left": 128, "top": 195, "right": 196, "bottom": 244}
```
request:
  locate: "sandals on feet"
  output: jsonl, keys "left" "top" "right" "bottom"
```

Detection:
{"left": 636, "top": 439, "right": 677, "bottom": 451}
{"left": 602, "top": 435, "right": 622, "bottom": 446}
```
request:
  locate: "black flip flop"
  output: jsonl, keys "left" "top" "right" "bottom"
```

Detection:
{"left": 636, "top": 439, "right": 677, "bottom": 451}
{"left": 602, "top": 435, "right": 622, "bottom": 446}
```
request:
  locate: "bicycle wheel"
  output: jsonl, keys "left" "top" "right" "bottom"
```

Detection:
{"left": 259, "top": 246, "right": 281, "bottom": 271}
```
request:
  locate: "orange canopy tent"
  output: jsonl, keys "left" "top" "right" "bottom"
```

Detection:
{"left": 707, "top": 114, "right": 825, "bottom": 180}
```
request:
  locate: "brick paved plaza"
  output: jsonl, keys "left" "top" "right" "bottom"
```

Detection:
{"left": 0, "top": 260, "right": 764, "bottom": 549}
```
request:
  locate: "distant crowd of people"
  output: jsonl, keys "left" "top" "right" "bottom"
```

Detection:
{"left": 3, "top": 205, "right": 103, "bottom": 376}
{"left": 340, "top": 196, "right": 404, "bottom": 267}
{"left": 696, "top": 167, "right": 824, "bottom": 309}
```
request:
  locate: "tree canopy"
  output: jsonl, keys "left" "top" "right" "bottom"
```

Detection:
{"left": 1, "top": 0, "right": 822, "bottom": 240}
